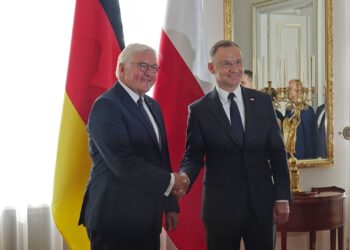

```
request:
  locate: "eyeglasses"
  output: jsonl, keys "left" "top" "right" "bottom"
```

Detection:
{"left": 129, "top": 62, "right": 160, "bottom": 73}
{"left": 218, "top": 60, "right": 243, "bottom": 69}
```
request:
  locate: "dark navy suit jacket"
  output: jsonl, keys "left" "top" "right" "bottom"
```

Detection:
{"left": 180, "top": 87, "right": 291, "bottom": 224}
{"left": 79, "top": 82, "right": 179, "bottom": 237}
{"left": 313, "top": 104, "right": 327, "bottom": 158}
{"left": 285, "top": 105, "right": 315, "bottom": 159}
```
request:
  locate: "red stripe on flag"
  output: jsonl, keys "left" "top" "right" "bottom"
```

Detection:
{"left": 154, "top": 30, "right": 206, "bottom": 250}
{"left": 65, "top": 0, "right": 122, "bottom": 124}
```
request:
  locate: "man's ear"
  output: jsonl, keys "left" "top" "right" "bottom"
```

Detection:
{"left": 119, "top": 63, "right": 125, "bottom": 77}
{"left": 208, "top": 62, "right": 215, "bottom": 74}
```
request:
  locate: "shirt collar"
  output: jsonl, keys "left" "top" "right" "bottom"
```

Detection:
{"left": 216, "top": 84, "right": 243, "bottom": 104}
{"left": 119, "top": 80, "right": 141, "bottom": 103}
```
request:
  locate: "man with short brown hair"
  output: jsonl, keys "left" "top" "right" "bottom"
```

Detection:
{"left": 177, "top": 40, "right": 291, "bottom": 250}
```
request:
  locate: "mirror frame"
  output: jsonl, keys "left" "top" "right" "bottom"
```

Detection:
{"left": 225, "top": 0, "right": 334, "bottom": 168}
{"left": 224, "top": 0, "right": 233, "bottom": 40}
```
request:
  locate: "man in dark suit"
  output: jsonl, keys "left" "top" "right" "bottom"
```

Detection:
{"left": 285, "top": 79, "right": 316, "bottom": 159}
{"left": 79, "top": 43, "right": 187, "bottom": 250}
{"left": 241, "top": 69, "right": 255, "bottom": 89}
{"left": 260, "top": 87, "right": 284, "bottom": 129}
{"left": 313, "top": 103, "right": 327, "bottom": 158}
{"left": 176, "top": 40, "right": 291, "bottom": 250}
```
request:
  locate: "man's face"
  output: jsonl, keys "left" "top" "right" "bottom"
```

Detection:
{"left": 208, "top": 46, "right": 243, "bottom": 92}
{"left": 241, "top": 74, "right": 253, "bottom": 89}
{"left": 288, "top": 80, "right": 298, "bottom": 101}
{"left": 118, "top": 50, "right": 158, "bottom": 96}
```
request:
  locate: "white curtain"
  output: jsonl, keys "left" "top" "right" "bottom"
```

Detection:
{"left": 0, "top": 205, "right": 67, "bottom": 250}
{"left": 0, "top": 0, "right": 75, "bottom": 248}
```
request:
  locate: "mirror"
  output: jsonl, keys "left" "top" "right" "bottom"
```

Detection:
{"left": 228, "top": 0, "right": 333, "bottom": 168}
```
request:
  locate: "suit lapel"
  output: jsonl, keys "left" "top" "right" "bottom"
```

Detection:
{"left": 240, "top": 87, "right": 259, "bottom": 149}
{"left": 318, "top": 107, "right": 326, "bottom": 133}
{"left": 316, "top": 104, "right": 325, "bottom": 132}
{"left": 206, "top": 89, "right": 242, "bottom": 147}
{"left": 144, "top": 96, "right": 165, "bottom": 150}
{"left": 116, "top": 84, "right": 160, "bottom": 150}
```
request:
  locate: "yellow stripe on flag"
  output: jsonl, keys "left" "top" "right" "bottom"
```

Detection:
{"left": 52, "top": 93, "right": 91, "bottom": 250}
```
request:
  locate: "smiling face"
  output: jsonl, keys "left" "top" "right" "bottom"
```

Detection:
{"left": 208, "top": 46, "right": 244, "bottom": 92}
{"left": 288, "top": 79, "right": 302, "bottom": 102}
{"left": 118, "top": 50, "right": 157, "bottom": 96}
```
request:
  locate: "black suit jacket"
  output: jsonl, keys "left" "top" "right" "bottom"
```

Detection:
{"left": 313, "top": 104, "right": 326, "bottom": 158}
{"left": 79, "top": 83, "right": 179, "bottom": 237}
{"left": 180, "top": 87, "right": 291, "bottom": 222}
{"left": 285, "top": 105, "right": 315, "bottom": 159}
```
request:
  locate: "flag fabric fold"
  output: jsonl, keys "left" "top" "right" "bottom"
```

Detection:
{"left": 52, "top": 0, "right": 124, "bottom": 249}
{"left": 154, "top": 0, "right": 214, "bottom": 249}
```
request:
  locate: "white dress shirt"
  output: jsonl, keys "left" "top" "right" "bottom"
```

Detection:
{"left": 216, "top": 85, "right": 245, "bottom": 129}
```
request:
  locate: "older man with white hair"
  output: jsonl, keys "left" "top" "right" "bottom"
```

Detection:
{"left": 79, "top": 43, "right": 187, "bottom": 250}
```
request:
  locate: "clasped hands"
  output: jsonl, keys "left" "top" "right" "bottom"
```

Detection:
{"left": 172, "top": 172, "right": 189, "bottom": 199}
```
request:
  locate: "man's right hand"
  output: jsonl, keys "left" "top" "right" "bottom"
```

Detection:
{"left": 172, "top": 172, "right": 189, "bottom": 199}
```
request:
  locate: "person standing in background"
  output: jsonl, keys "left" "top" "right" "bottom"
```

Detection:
{"left": 313, "top": 103, "right": 327, "bottom": 158}
{"left": 241, "top": 69, "right": 255, "bottom": 89}
{"left": 285, "top": 79, "right": 316, "bottom": 159}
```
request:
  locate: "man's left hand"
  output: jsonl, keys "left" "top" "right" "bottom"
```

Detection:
{"left": 273, "top": 202, "right": 290, "bottom": 225}
{"left": 165, "top": 212, "right": 179, "bottom": 231}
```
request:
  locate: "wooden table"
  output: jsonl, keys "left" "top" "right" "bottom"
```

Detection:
{"left": 277, "top": 186, "right": 346, "bottom": 250}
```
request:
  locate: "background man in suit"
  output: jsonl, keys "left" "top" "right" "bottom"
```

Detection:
{"left": 285, "top": 79, "right": 316, "bottom": 159}
{"left": 177, "top": 40, "right": 291, "bottom": 250}
{"left": 313, "top": 103, "right": 327, "bottom": 158}
{"left": 242, "top": 74, "right": 284, "bottom": 128}
{"left": 260, "top": 87, "right": 285, "bottom": 129}
{"left": 79, "top": 43, "right": 187, "bottom": 250}
{"left": 241, "top": 69, "right": 255, "bottom": 89}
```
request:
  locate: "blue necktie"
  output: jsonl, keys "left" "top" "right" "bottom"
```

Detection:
{"left": 228, "top": 93, "right": 244, "bottom": 146}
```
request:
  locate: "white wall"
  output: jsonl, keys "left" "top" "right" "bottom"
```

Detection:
{"left": 298, "top": 0, "right": 350, "bottom": 248}
{"left": 233, "top": 0, "right": 254, "bottom": 69}
{"left": 203, "top": 0, "right": 224, "bottom": 49}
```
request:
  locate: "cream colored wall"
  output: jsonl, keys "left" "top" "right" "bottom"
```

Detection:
{"left": 203, "top": 0, "right": 224, "bottom": 50}
{"left": 205, "top": 0, "right": 350, "bottom": 249}
{"left": 233, "top": 0, "right": 255, "bottom": 69}
{"left": 327, "top": 0, "right": 350, "bottom": 248}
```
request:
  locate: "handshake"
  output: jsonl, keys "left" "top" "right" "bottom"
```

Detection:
{"left": 172, "top": 172, "right": 190, "bottom": 199}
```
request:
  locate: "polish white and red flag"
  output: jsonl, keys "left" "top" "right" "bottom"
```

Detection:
{"left": 154, "top": 0, "right": 214, "bottom": 249}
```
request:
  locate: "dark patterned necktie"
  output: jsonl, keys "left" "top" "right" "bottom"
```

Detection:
{"left": 228, "top": 93, "right": 244, "bottom": 146}
{"left": 137, "top": 97, "right": 158, "bottom": 142}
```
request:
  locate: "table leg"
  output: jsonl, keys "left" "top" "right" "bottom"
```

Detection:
{"left": 338, "top": 226, "right": 344, "bottom": 250}
{"left": 330, "top": 229, "right": 336, "bottom": 250}
{"left": 310, "top": 231, "right": 316, "bottom": 250}
{"left": 281, "top": 231, "right": 287, "bottom": 250}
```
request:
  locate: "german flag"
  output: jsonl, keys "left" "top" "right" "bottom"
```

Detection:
{"left": 52, "top": 0, "right": 124, "bottom": 249}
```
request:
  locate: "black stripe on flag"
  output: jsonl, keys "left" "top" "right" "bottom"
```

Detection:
{"left": 99, "top": 0, "right": 125, "bottom": 50}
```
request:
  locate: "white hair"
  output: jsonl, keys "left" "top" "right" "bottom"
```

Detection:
{"left": 116, "top": 43, "right": 156, "bottom": 78}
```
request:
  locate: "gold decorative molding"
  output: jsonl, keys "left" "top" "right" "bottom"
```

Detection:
{"left": 325, "top": 0, "right": 334, "bottom": 166}
{"left": 252, "top": 0, "right": 334, "bottom": 169}
{"left": 224, "top": 0, "right": 233, "bottom": 40}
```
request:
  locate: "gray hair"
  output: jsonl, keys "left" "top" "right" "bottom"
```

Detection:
{"left": 116, "top": 43, "right": 156, "bottom": 78}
